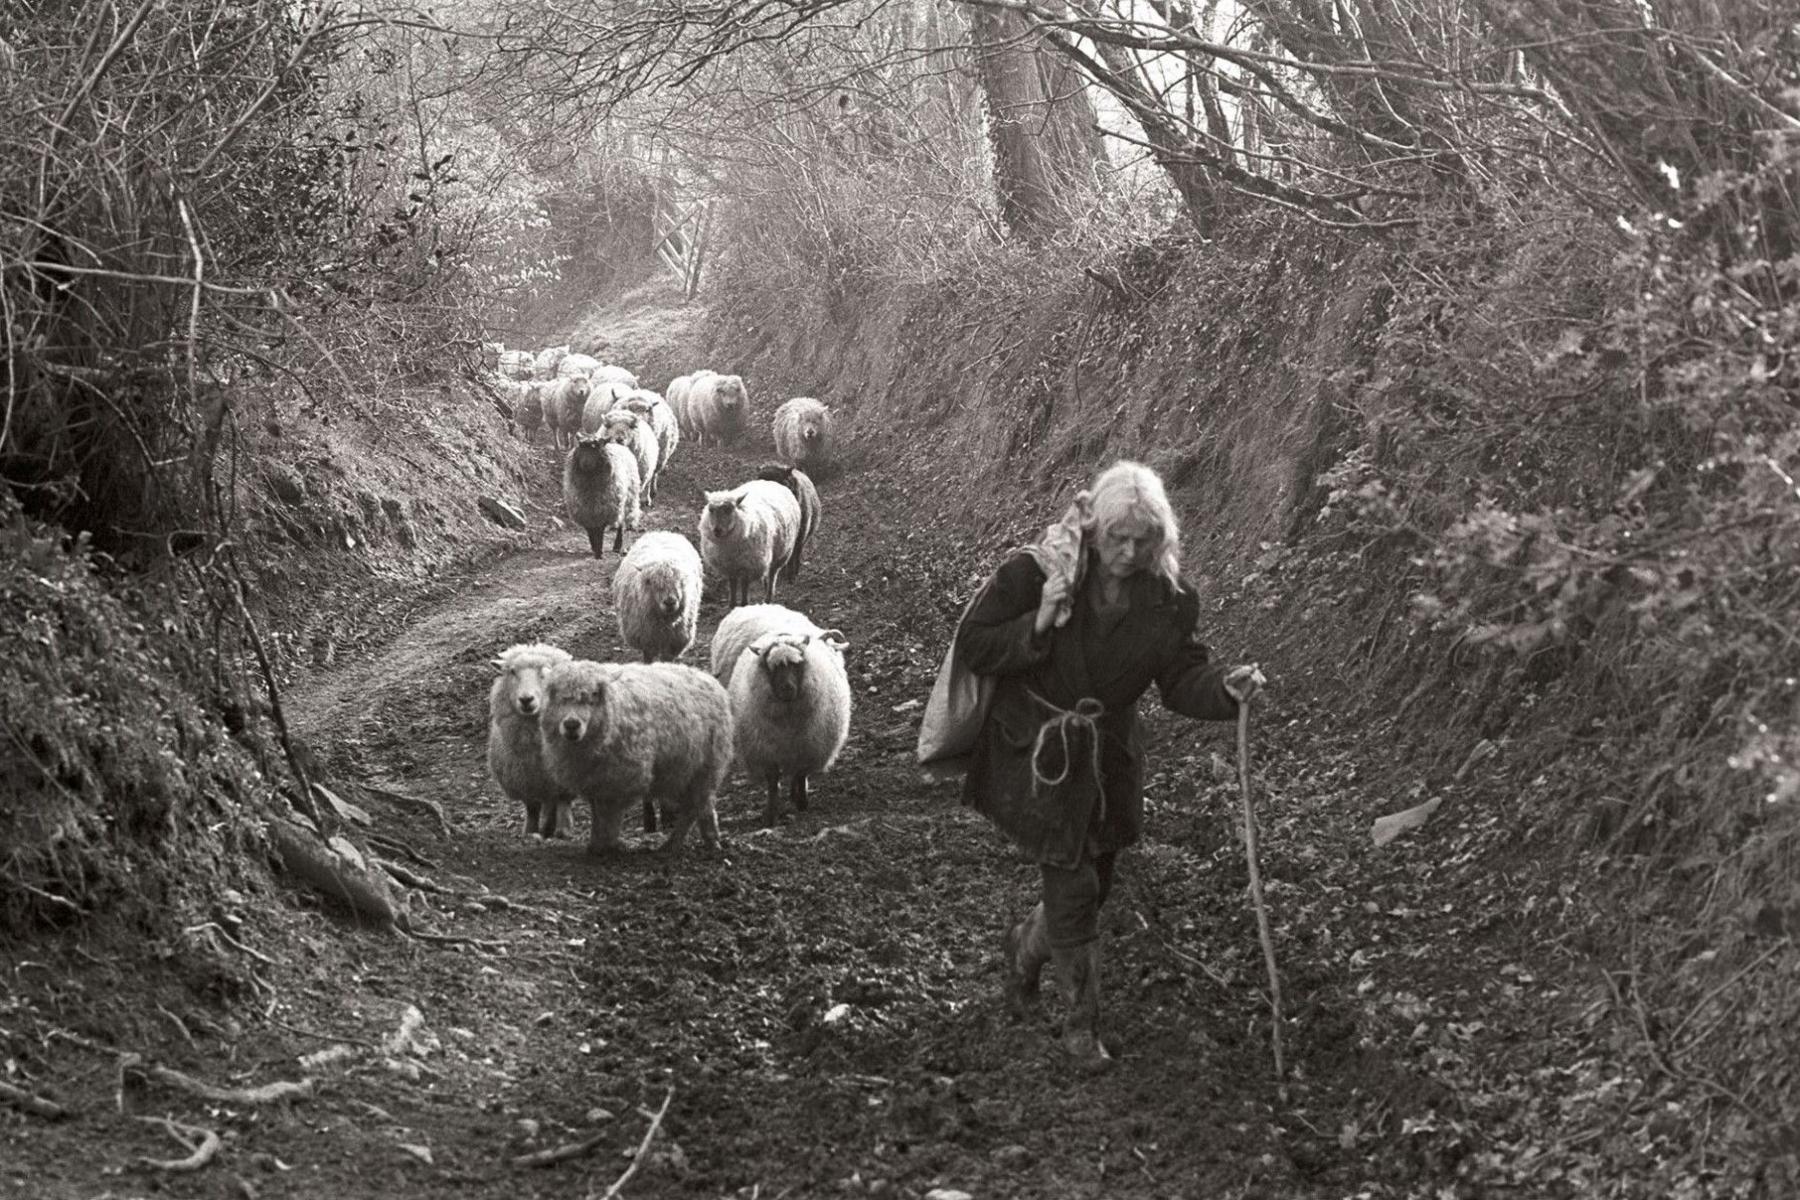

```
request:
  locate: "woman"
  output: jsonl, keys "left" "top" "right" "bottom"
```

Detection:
{"left": 955, "top": 460, "right": 1263, "bottom": 1069}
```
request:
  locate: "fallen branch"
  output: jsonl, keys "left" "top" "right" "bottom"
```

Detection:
{"left": 594, "top": 1086, "right": 675, "bottom": 1200}
{"left": 0, "top": 1080, "right": 70, "bottom": 1120}
{"left": 134, "top": 1116, "right": 221, "bottom": 1173}
{"left": 367, "top": 831, "right": 440, "bottom": 870}
{"left": 140, "top": 1063, "right": 315, "bottom": 1106}
{"left": 373, "top": 856, "right": 445, "bottom": 893}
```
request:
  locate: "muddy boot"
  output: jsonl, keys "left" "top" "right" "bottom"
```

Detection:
{"left": 1001, "top": 903, "right": 1051, "bottom": 1018}
{"left": 1052, "top": 941, "right": 1114, "bottom": 1072}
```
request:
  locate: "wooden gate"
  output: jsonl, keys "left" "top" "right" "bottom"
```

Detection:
{"left": 653, "top": 196, "right": 711, "bottom": 299}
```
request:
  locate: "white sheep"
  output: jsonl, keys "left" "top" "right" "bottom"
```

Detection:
{"left": 624, "top": 390, "right": 679, "bottom": 477}
{"left": 665, "top": 373, "right": 700, "bottom": 438}
{"left": 593, "top": 363, "right": 637, "bottom": 389}
{"left": 698, "top": 480, "right": 801, "bottom": 608}
{"left": 772, "top": 397, "right": 834, "bottom": 471}
{"left": 563, "top": 434, "right": 641, "bottom": 558}
{"left": 534, "top": 344, "right": 571, "bottom": 380}
{"left": 601, "top": 408, "right": 662, "bottom": 508}
{"left": 558, "top": 352, "right": 603, "bottom": 380}
{"left": 498, "top": 349, "right": 536, "bottom": 380}
{"left": 581, "top": 380, "right": 634, "bottom": 435}
{"left": 724, "top": 614, "right": 852, "bottom": 826}
{"left": 487, "top": 643, "right": 577, "bottom": 838}
{"left": 543, "top": 376, "right": 591, "bottom": 449}
{"left": 614, "top": 532, "right": 703, "bottom": 665}
{"left": 754, "top": 462, "right": 820, "bottom": 579}
{"left": 540, "top": 659, "right": 734, "bottom": 854}
{"left": 689, "top": 371, "right": 749, "bottom": 445}
{"left": 710, "top": 603, "right": 826, "bottom": 686}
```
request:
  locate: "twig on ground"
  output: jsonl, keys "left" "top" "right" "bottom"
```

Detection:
{"left": 366, "top": 831, "right": 441, "bottom": 870}
{"left": 138, "top": 1063, "right": 315, "bottom": 1106}
{"left": 134, "top": 1115, "right": 221, "bottom": 1172}
{"left": 373, "top": 856, "right": 445, "bottom": 893}
{"left": 513, "top": 1127, "right": 614, "bottom": 1169}
{"left": 592, "top": 1085, "right": 675, "bottom": 1200}
{"left": 154, "top": 1005, "right": 197, "bottom": 1049}
{"left": 0, "top": 1080, "right": 70, "bottom": 1120}
{"left": 184, "top": 920, "right": 277, "bottom": 965}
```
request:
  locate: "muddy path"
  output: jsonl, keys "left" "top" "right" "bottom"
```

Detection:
{"left": 7, "top": 421, "right": 1570, "bottom": 1200}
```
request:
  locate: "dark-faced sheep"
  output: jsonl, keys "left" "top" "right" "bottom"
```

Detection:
{"left": 540, "top": 660, "right": 734, "bottom": 855}
{"left": 563, "top": 434, "right": 641, "bottom": 558}
{"left": 602, "top": 409, "right": 662, "bottom": 508}
{"left": 772, "top": 397, "right": 833, "bottom": 472}
{"left": 513, "top": 381, "right": 546, "bottom": 443}
{"left": 715, "top": 610, "right": 852, "bottom": 826}
{"left": 698, "top": 480, "right": 801, "bottom": 608}
{"left": 487, "top": 643, "right": 577, "bottom": 837}
{"left": 754, "top": 462, "right": 820, "bottom": 580}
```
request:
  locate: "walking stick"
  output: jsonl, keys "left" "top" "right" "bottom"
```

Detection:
{"left": 1234, "top": 677, "right": 1286, "bottom": 1091}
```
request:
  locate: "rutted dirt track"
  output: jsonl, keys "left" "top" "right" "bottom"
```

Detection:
{"left": 5, "top": 409, "right": 1582, "bottom": 1199}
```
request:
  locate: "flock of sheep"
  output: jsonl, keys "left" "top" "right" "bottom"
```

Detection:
{"left": 479, "top": 341, "right": 846, "bottom": 851}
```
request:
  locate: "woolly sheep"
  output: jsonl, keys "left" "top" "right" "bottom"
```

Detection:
{"left": 602, "top": 408, "right": 662, "bottom": 508}
{"left": 563, "top": 434, "right": 641, "bottom": 558}
{"left": 772, "top": 397, "right": 833, "bottom": 472}
{"left": 665, "top": 372, "right": 701, "bottom": 438}
{"left": 487, "top": 643, "right": 577, "bottom": 838}
{"left": 593, "top": 363, "right": 637, "bottom": 389}
{"left": 580, "top": 380, "right": 633, "bottom": 435}
{"left": 534, "top": 344, "right": 571, "bottom": 380}
{"left": 498, "top": 349, "right": 536, "bottom": 380}
{"left": 698, "top": 480, "right": 801, "bottom": 608}
{"left": 624, "top": 390, "right": 679, "bottom": 476}
{"left": 540, "top": 659, "right": 734, "bottom": 854}
{"left": 710, "top": 603, "right": 826, "bottom": 687}
{"left": 543, "top": 376, "right": 591, "bottom": 449}
{"left": 724, "top": 612, "right": 852, "bottom": 826}
{"left": 689, "top": 371, "right": 749, "bottom": 445}
{"left": 754, "top": 462, "right": 820, "bottom": 580}
{"left": 614, "top": 532, "right": 703, "bottom": 665}
{"left": 557, "top": 352, "right": 603, "bottom": 380}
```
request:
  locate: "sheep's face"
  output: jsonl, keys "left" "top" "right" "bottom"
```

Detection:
{"left": 603, "top": 412, "right": 640, "bottom": 442}
{"left": 759, "top": 640, "right": 809, "bottom": 703}
{"left": 800, "top": 420, "right": 822, "bottom": 446}
{"left": 547, "top": 674, "right": 607, "bottom": 743}
{"left": 625, "top": 396, "right": 656, "bottom": 416}
{"left": 571, "top": 436, "right": 610, "bottom": 474}
{"left": 492, "top": 645, "right": 572, "bottom": 720}
{"left": 703, "top": 496, "right": 742, "bottom": 539}
{"left": 644, "top": 564, "right": 687, "bottom": 622}
{"left": 715, "top": 377, "right": 746, "bottom": 409}
{"left": 569, "top": 377, "right": 591, "bottom": 404}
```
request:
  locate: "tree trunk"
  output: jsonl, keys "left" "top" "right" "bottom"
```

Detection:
{"left": 969, "top": 6, "right": 1104, "bottom": 239}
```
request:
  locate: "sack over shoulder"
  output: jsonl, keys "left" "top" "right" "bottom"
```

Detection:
{"left": 916, "top": 592, "right": 995, "bottom": 769}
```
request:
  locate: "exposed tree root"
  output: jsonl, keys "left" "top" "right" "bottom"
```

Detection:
{"left": 134, "top": 1115, "right": 221, "bottom": 1172}
{"left": 512, "top": 1127, "right": 613, "bottom": 1169}
{"left": 266, "top": 819, "right": 402, "bottom": 931}
{"left": 359, "top": 781, "right": 454, "bottom": 837}
{"left": 594, "top": 1086, "right": 676, "bottom": 1200}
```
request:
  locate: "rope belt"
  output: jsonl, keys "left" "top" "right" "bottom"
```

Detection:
{"left": 1026, "top": 692, "right": 1106, "bottom": 802}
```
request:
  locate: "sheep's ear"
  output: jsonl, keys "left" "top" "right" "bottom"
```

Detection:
{"left": 490, "top": 656, "right": 506, "bottom": 670}
{"left": 820, "top": 630, "right": 849, "bottom": 653}
{"left": 733, "top": 494, "right": 747, "bottom": 509}
{"left": 1073, "top": 490, "right": 1095, "bottom": 523}
{"left": 747, "top": 634, "right": 776, "bottom": 655}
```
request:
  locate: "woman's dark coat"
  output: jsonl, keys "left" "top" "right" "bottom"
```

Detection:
{"left": 955, "top": 549, "right": 1238, "bottom": 868}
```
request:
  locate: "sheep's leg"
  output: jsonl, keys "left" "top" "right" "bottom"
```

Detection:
{"left": 524, "top": 799, "right": 541, "bottom": 837}
{"left": 544, "top": 799, "right": 573, "bottom": 839}
{"left": 642, "top": 797, "right": 659, "bottom": 833}
{"left": 586, "top": 795, "right": 628, "bottom": 855}
{"left": 791, "top": 772, "right": 809, "bottom": 814}
{"left": 586, "top": 528, "right": 607, "bottom": 558}
{"left": 613, "top": 524, "right": 625, "bottom": 553}
{"left": 697, "top": 796, "right": 721, "bottom": 851}
{"left": 764, "top": 568, "right": 777, "bottom": 603}
{"left": 762, "top": 769, "right": 783, "bottom": 827}
{"left": 659, "top": 799, "right": 698, "bottom": 854}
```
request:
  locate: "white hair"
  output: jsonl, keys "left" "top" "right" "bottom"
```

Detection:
{"left": 1081, "top": 460, "right": 1182, "bottom": 589}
